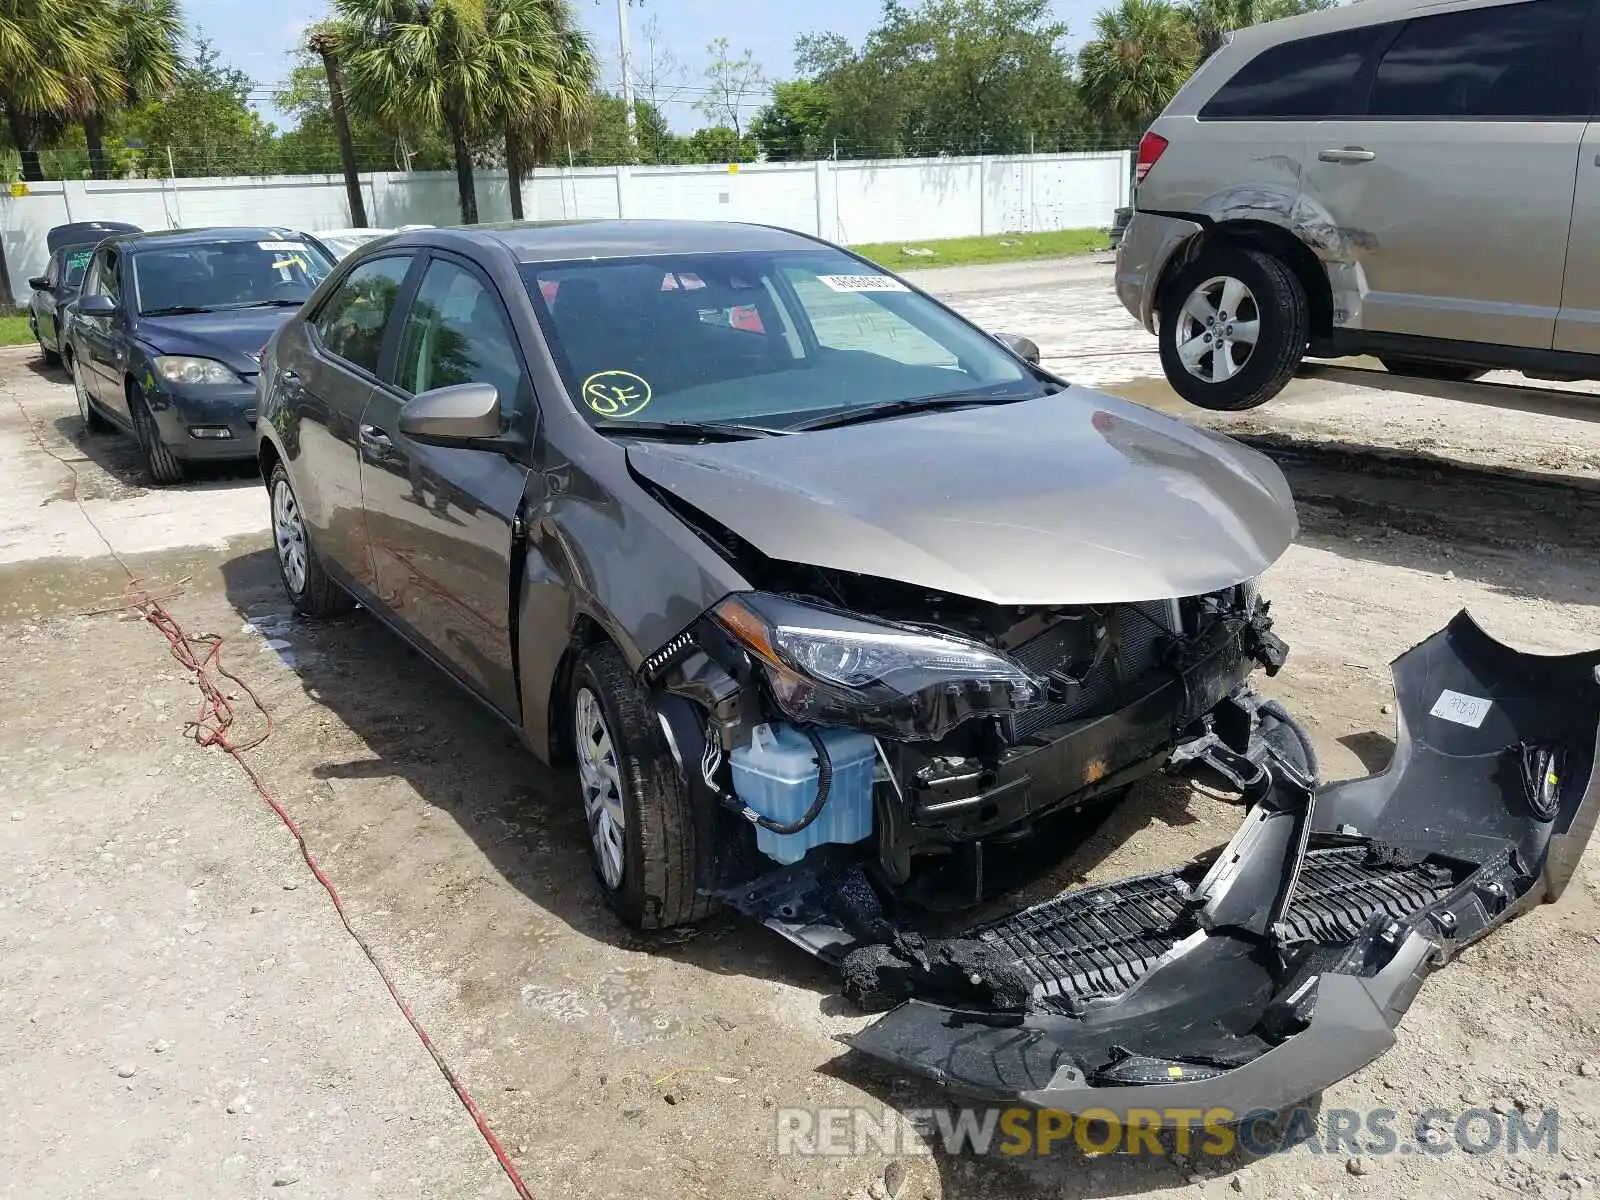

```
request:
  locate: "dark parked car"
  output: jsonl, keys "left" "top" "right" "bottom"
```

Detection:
{"left": 26, "top": 220, "right": 141, "bottom": 363}
{"left": 64, "top": 226, "right": 334, "bottom": 483}
{"left": 257, "top": 220, "right": 1599, "bottom": 1122}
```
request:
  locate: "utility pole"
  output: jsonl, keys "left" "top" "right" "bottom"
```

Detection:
{"left": 614, "top": 0, "right": 638, "bottom": 161}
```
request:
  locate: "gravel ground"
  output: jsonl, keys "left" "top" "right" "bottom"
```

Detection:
{"left": 3, "top": 255, "right": 1600, "bottom": 1200}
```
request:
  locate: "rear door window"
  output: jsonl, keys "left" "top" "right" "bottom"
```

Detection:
{"left": 1366, "top": 0, "right": 1591, "bottom": 119}
{"left": 1200, "top": 26, "right": 1388, "bottom": 119}
{"left": 311, "top": 256, "right": 414, "bottom": 376}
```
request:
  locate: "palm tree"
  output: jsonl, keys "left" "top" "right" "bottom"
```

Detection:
{"left": 79, "top": 0, "right": 183, "bottom": 180}
{"left": 1182, "top": 0, "right": 1335, "bottom": 61}
{"left": 490, "top": 0, "right": 596, "bottom": 221}
{"left": 1078, "top": 0, "right": 1199, "bottom": 135}
{"left": 307, "top": 21, "right": 368, "bottom": 226}
{"left": 0, "top": 0, "right": 117, "bottom": 181}
{"left": 339, "top": 0, "right": 508, "bottom": 224}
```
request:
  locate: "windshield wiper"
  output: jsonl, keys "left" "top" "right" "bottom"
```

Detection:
{"left": 788, "top": 390, "right": 1039, "bottom": 432}
{"left": 592, "top": 419, "right": 791, "bottom": 441}
{"left": 233, "top": 299, "right": 306, "bottom": 309}
{"left": 141, "top": 305, "right": 214, "bottom": 316}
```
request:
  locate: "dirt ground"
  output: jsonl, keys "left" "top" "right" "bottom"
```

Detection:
{"left": 4, "top": 257, "right": 1600, "bottom": 1200}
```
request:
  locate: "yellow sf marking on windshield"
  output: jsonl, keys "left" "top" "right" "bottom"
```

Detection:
{"left": 582, "top": 369, "right": 653, "bottom": 418}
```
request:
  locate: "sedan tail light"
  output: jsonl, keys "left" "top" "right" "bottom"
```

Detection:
{"left": 1136, "top": 132, "right": 1169, "bottom": 185}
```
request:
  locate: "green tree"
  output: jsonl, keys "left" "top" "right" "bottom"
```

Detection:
{"left": 684, "top": 125, "right": 758, "bottom": 164}
{"left": 750, "top": 80, "right": 832, "bottom": 161}
{"left": 122, "top": 33, "right": 277, "bottom": 176}
{"left": 305, "top": 21, "right": 367, "bottom": 224}
{"left": 0, "top": 0, "right": 118, "bottom": 181}
{"left": 695, "top": 37, "right": 764, "bottom": 138}
{"left": 337, "top": 0, "right": 504, "bottom": 223}
{"left": 81, "top": 0, "right": 183, "bottom": 179}
{"left": 1182, "top": 0, "right": 1335, "bottom": 59}
{"left": 575, "top": 94, "right": 680, "bottom": 165}
{"left": 491, "top": 0, "right": 597, "bottom": 220}
{"left": 1078, "top": 0, "right": 1198, "bottom": 136}
{"left": 788, "top": 0, "right": 1079, "bottom": 158}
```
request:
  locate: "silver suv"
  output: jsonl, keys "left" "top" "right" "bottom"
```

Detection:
{"left": 1115, "top": 0, "right": 1599, "bottom": 410}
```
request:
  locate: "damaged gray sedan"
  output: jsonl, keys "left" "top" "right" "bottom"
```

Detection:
{"left": 256, "top": 220, "right": 1599, "bottom": 1121}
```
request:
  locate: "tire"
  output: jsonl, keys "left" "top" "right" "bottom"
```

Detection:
{"left": 1159, "top": 244, "right": 1309, "bottom": 411}
{"left": 68, "top": 352, "right": 110, "bottom": 433}
{"left": 1379, "top": 357, "right": 1487, "bottom": 383}
{"left": 268, "top": 462, "right": 353, "bottom": 617}
{"left": 129, "top": 385, "right": 185, "bottom": 486}
{"left": 571, "top": 641, "right": 713, "bottom": 930}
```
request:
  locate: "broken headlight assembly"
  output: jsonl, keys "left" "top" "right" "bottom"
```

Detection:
{"left": 713, "top": 592, "right": 1046, "bottom": 741}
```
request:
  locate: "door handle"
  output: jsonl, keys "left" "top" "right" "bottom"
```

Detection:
{"left": 359, "top": 424, "right": 392, "bottom": 455}
{"left": 278, "top": 369, "right": 301, "bottom": 387}
{"left": 1318, "top": 147, "right": 1375, "bottom": 164}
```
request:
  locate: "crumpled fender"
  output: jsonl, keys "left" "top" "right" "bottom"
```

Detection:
{"left": 840, "top": 612, "right": 1600, "bottom": 1122}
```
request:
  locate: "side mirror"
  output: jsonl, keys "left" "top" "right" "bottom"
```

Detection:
{"left": 398, "top": 382, "right": 503, "bottom": 446}
{"left": 77, "top": 294, "right": 117, "bottom": 318}
{"left": 28, "top": 276, "right": 50, "bottom": 291}
{"left": 994, "top": 332, "right": 1041, "bottom": 366}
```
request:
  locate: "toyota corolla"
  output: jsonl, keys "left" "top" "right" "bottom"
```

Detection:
{"left": 255, "top": 220, "right": 1599, "bottom": 1122}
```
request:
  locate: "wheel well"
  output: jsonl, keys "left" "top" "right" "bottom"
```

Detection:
{"left": 1159, "top": 221, "right": 1334, "bottom": 341}
{"left": 258, "top": 437, "right": 282, "bottom": 486}
{"left": 547, "top": 614, "right": 610, "bottom": 766}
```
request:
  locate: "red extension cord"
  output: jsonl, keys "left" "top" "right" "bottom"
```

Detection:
{"left": 8, "top": 388, "right": 534, "bottom": 1199}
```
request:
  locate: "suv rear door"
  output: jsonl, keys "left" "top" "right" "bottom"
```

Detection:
{"left": 1301, "top": 0, "right": 1596, "bottom": 349}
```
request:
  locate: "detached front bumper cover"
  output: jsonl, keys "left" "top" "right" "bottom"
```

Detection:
{"left": 841, "top": 612, "right": 1600, "bottom": 1122}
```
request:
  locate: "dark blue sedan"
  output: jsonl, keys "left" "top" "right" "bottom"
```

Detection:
{"left": 63, "top": 226, "right": 335, "bottom": 484}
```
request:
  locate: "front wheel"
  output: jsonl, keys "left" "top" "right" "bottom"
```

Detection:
{"left": 1379, "top": 357, "right": 1487, "bottom": 383}
{"left": 571, "top": 642, "right": 713, "bottom": 930}
{"left": 129, "top": 386, "right": 185, "bottom": 486}
{"left": 1159, "top": 245, "right": 1309, "bottom": 411}
{"left": 268, "top": 462, "right": 353, "bottom": 617}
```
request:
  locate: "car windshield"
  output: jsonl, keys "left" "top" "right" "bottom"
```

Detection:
{"left": 520, "top": 249, "right": 1037, "bottom": 429}
{"left": 61, "top": 244, "right": 97, "bottom": 287}
{"left": 133, "top": 238, "right": 334, "bottom": 316}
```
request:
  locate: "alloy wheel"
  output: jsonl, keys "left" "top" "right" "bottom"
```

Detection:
{"left": 575, "top": 687, "right": 627, "bottom": 889}
{"left": 271, "top": 477, "right": 309, "bottom": 596}
{"left": 1174, "top": 275, "right": 1262, "bottom": 385}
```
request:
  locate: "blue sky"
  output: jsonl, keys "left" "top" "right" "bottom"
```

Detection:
{"left": 188, "top": 0, "right": 1086, "bottom": 132}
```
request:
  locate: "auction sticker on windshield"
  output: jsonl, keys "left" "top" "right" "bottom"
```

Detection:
{"left": 817, "top": 275, "right": 910, "bottom": 293}
{"left": 582, "top": 369, "right": 653, "bottom": 418}
{"left": 258, "top": 241, "right": 308, "bottom": 252}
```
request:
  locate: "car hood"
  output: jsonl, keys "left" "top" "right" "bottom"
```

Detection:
{"left": 624, "top": 389, "right": 1298, "bottom": 605}
{"left": 136, "top": 307, "right": 297, "bottom": 374}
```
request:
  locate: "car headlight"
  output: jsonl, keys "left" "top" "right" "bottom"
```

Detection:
{"left": 153, "top": 355, "right": 240, "bottom": 386}
{"left": 713, "top": 592, "right": 1045, "bottom": 741}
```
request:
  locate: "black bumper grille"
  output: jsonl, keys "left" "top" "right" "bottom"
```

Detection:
{"left": 1006, "top": 601, "right": 1178, "bottom": 742}
{"left": 975, "top": 845, "right": 1457, "bottom": 1011}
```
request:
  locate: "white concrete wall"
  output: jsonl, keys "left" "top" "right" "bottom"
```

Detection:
{"left": 1, "top": 151, "right": 1130, "bottom": 305}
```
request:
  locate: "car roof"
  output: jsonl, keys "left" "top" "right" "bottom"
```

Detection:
{"left": 382, "top": 219, "right": 826, "bottom": 265}
{"left": 106, "top": 226, "right": 316, "bottom": 252}
{"left": 1222, "top": 0, "right": 1513, "bottom": 51}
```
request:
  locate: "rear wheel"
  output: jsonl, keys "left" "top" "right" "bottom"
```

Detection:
{"left": 269, "top": 462, "right": 352, "bottom": 617}
{"left": 1379, "top": 357, "right": 1487, "bottom": 383}
{"left": 129, "top": 384, "right": 185, "bottom": 486}
{"left": 1159, "top": 245, "right": 1308, "bottom": 411}
{"left": 69, "top": 352, "right": 110, "bottom": 433}
{"left": 571, "top": 642, "right": 712, "bottom": 930}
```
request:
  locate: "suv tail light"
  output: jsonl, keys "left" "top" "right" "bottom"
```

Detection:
{"left": 1136, "top": 132, "right": 1169, "bottom": 185}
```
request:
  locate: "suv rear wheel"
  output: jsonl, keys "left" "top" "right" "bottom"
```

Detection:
{"left": 1159, "top": 245, "right": 1308, "bottom": 411}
